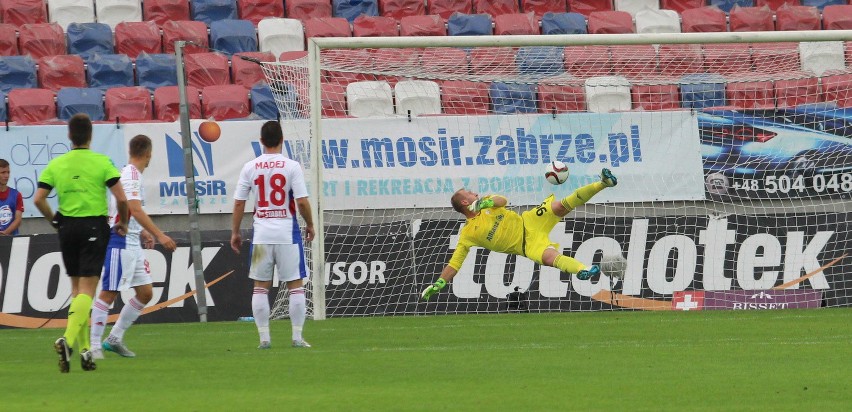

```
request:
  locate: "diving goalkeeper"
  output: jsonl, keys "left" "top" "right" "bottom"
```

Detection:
{"left": 421, "top": 168, "right": 618, "bottom": 301}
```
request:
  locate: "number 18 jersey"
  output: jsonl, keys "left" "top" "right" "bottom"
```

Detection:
{"left": 234, "top": 153, "right": 308, "bottom": 244}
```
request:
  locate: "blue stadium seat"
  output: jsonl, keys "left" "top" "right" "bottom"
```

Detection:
{"left": 0, "top": 91, "right": 5, "bottom": 121}
{"left": 801, "top": 0, "right": 845, "bottom": 11}
{"left": 541, "top": 12, "right": 588, "bottom": 35}
{"left": 516, "top": 47, "right": 565, "bottom": 75}
{"left": 86, "top": 54, "right": 134, "bottom": 89}
{"left": 490, "top": 82, "right": 537, "bottom": 114}
{"left": 332, "top": 0, "right": 379, "bottom": 23}
{"left": 250, "top": 83, "right": 280, "bottom": 120}
{"left": 66, "top": 22, "right": 113, "bottom": 59}
{"left": 136, "top": 53, "right": 178, "bottom": 90}
{"left": 191, "top": 0, "right": 238, "bottom": 25}
{"left": 680, "top": 74, "right": 727, "bottom": 109}
{"left": 57, "top": 87, "right": 105, "bottom": 121}
{"left": 210, "top": 20, "right": 258, "bottom": 54}
{"left": 448, "top": 13, "right": 493, "bottom": 36}
{"left": 0, "top": 56, "right": 37, "bottom": 93}
{"left": 708, "top": 0, "right": 754, "bottom": 13}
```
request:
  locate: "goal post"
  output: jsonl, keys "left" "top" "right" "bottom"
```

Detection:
{"left": 262, "top": 30, "right": 852, "bottom": 318}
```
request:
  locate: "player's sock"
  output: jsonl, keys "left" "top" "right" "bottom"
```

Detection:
{"left": 109, "top": 296, "right": 144, "bottom": 342}
{"left": 561, "top": 182, "right": 606, "bottom": 210}
{"left": 289, "top": 287, "right": 307, "bottom": 342}
{"left": 553, "top": 255, "right": 585, "bottom": 275}
{"left": 64, "top": 294, "right": 93, "bottom": 351}
{"left": 90, "top": 299, "right": 110, "bottom": 346}
{"left": 252, "top": 287, "right": 271, "bottom": 343}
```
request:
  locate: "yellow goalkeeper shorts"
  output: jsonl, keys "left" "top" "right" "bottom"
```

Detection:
{"left": 520, "top": 194, "right": 562, "bottom": 264}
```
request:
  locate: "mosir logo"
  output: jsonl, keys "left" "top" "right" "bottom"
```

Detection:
{"left": 159, "top": 132, "right": 228, "bottom": 204}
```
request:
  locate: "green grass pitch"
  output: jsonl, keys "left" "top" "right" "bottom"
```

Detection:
{"left": 1, "top": 309, "right": 849, "bottom": 411}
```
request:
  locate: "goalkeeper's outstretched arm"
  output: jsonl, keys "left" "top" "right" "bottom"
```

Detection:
{"left": 421, "top": 265, "right": 458, "bottom": 301}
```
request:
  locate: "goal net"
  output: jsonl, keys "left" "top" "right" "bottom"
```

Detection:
{"left": 261, "top": 31, "right": 852, "bottom": 318}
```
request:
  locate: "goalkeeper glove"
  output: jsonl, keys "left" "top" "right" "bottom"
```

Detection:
{"left": 421, "top": 278, "right": 447, "bottom": 301}
{"left": 467, "top": 198, "right": 495, "bottom": 212}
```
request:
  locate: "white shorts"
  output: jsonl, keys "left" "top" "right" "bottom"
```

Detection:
{"left": 249, "top": 243, "right": 309, "bottom": 283}
{"left": 101, "top": 247, "right": 152, "bottom": 292}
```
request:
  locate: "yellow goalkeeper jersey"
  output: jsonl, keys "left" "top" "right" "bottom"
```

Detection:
{"left": 447, "top": 196, "right": 524, "bottom": 270}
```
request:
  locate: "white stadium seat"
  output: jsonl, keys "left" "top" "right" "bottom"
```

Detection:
{"left": 258, "top": 18, "right": 305, "bottom": 57}
{"left": 49, "top": 0, "right": 96, "bottom": 29}
{"left": 799, "top": 41, "right": 846, "bottom": 76}
{"left": 585, "top": 75, "right": 631, "bottom": 113}
{"left": 614, "top": 0, "right": 659, "bottom": 17}
{"left": 395, "top": 80, "right": 441, "bottom": 116}
{"left": 346, "top": 81, "right": 394, "bottom": 117}
{"left": 96, "top": 0, "right": 143, "bottom": 28}
{"left": 636, "top": 9, "right": 681, "bottom": 34}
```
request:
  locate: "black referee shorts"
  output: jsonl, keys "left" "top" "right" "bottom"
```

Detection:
{"left": 56, "top": 215, "right": 111, "bottom": 277}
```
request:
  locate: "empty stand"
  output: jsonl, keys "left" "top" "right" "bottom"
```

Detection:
{"left": 517, "top": 46, "right": 564, "bottom": 75}
{"left": 419, "top": 48, "right": 469, "bottom": 76}
{"left": 346, "top": 81, "right": 394, "bottom": 117}
{"left": 823, "top": 5, "right": 852, "bottom": 30}
{"left": 522, "top": 1, "right": 569, "bottom": 18}
{"left": 564, "top": 45, "right": 611, "bottom": 78}
{"left": 353, "top": 15, "right": 399, "bottom": 36}
{"left": 821, "top": 73, "right": 852, "bottom": 108}
{"left": 321, "top": 83, "right": 347, "bottom": 117}
{"left": 333, "top": 0, "right": 379, "bottom": 23}
{"left": 258, "top": 18, "right": 305, "bottom": 55}
{"left": 105, "top": 86, "right": 153, "bottom": 121}
{"left": 86, "top": 54, "right": 134, "bottom": 89}
{"left": 538, "top": 82, "right": 586, "bottom": 113}
{"left": 250, "top": 83, "right": 280, "bottom": 119}
{"left": 231, "top": 51, "right": 275, "bottom": 87}
{"left": 304, "top": 17, "right": 352, "bottom": 38}
{"left": 474, "top": 0, "right": 519, "bottom": 17}
{"left": 727, "top": 80, "right": 775, "bottom": 108}
{"left": 185, "top": 52, "right": 231, "bottom": 88}
{"left": 19, "top": 23, "right": 65, "bottom": 58}
{"left": 703, "top": 43, "right": 753, "bottom": 74}
{"left": 490, "top": 82, "right": 537, "bottom": 114}
{"left": 730, "top": 6, "right": 774, "bottom": 31}
{"left": 38, "top": 55, "right": 86, "bottom": 91}
{"left": 238, "top": 0, "right": 285, "bottom": 25}
{"left": 191, "top": 0, "right": 238, "bottom": 26}
{"left": 66, "top": 22, "right": 113, "bottom": 59}
{"left": 755, "top": 0, "right": 801, "bottom": 10}
{"left": 587, "top": 10, "right": 634, "bottom": 34}
{"left": 210, "top": 19, "right": 259, "bottom": 54}
{"left": 614, "top": 0, "right": 659, "bottom": 16}
{"left": 399, "top": 15, "right": 446, "bottom": 36}
{"left": 441, "top": 80, "right": 490, "bottom": 115}
{"left": 801, "top": 0, "right": 845, "bottom": 10}
{"left": 287, "top": 0, "right": 333, "bottom": 20}
{"left": 799, "top": 41, "right": 846, "bottom": 76}
{"left": 96, "top": 0, "right": 143, "bottom": 28}
{"left": 470, "top": 47, "right": 516, "bottom": 75}
{"left": 661, "top": 0, "right": 713, "bottom": 13}
{"left": 154, "top": 85, "right": 201, "bottom": 121}
{"left": 752, "top": 42, "right": 801, "bottom": 74}
{"left": 709, "top": 1, "right": 757, "bottom": 13}
{"left": 585, "top": 75, "right": 630, "bottom": 112}
{"left": 610, "top": 45, "right": 657, "bottom": 78}
{"left": 0, "top": 56, "right": 37, "bottom": 92}
{"left": 0, "top": 24, "right": 19, "bottom": 56}
{"left": 115, "top": 21, "right": 163, "bottom": 58}
{"left": 774, "top": 73, "right": 820, "bottom": 107}
{"left": 679, "top": 73, "right": 726, "bottom": 109}
{"left": 143, "top": 0, "right": 191, "bottom": 25}
{"left": 428, "top": 0, "right": 474, "bottom": 20}
{"left": 567, "top": 0, "right": 614, "bottom": 17}
{"left": 681, "top": 7, "right": 728, "bottom": 32}
{"left": 494, "top": 13, "right": 539, "bottom": 35}
{"left": 162, "top": 20, "right": 210, "bottom": 54}
{"left": 631, "top": 84, "right": 681, "bottom": 111}
{"left": 136, "top": 53, "right": 178, "bottom": 89}
{"left": 447, "top": 13, "right": 493, "bottom": 36}
{"left": 635, "top": 9, "right": 681, "bottom": 33}
{"left": 395, "top": 80, "right": 442, "bottom": 116}
{"left": 9, "top": 88, "right": 56, "bottom": 123}
{"left": 202, "top": 85, "right": 250, "bottom": 120}
{"left": 540, "top": 12, "right": 587, "bottom": 34}
{"left": 775, "top": 5, "right": 821, "bottom": 30}
{"left": 657, "top": 44, "right": 703, "bottom": 77}
{"left": 0, "top": 0, "right": 48, "bottom": 26}
{"left": 48, "top": 0, "right": 95, "bottom": 29}
{"left": 380, "top": 0, "right": 425, "bottom": 19}
{"left": 57, "top": 87, "right": 104, "bottom": 120}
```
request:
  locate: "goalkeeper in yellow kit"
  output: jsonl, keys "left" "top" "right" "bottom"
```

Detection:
{"left": 421, "top": 168, "right": 618, "bottom": 300}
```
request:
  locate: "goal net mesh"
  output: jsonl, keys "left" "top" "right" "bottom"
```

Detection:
{"left": 262, "top": 36, "right": 852, "bottom": 317}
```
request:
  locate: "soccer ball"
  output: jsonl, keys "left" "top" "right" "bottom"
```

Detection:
{"left": 544, "top": 161, "right": 570, "bottom": 185}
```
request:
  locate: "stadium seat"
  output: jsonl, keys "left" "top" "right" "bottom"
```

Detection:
{"left": 681, "top": 7, "right": 728, "bottom": 32}
{"left": 321, "top": 83, "right": 347, "bottom": 117}
{"left": 143, "top": 0, "right": 191, "bottom": 25}
{"left": 474, "top": 0, "right": 519, "bottom": 18}
{"left": 631, "top": 83, "right": 681, "bottom": 111}
{"left": 66, "top": 22, "right": 113, "bottom": 59}
{"left": 370, "top": 47, "right": 419, "bottom": 71}
{"left": 523, "top": 1, "right": 568, "bottom": 18}
{"left": 8, "top": 88, "right": 55, "bottom": 123}
{"left": 419, "top": 48, "right": 469, "bottom": 76}
{"left": 104, "top": 86, "right": 153, "bottom": 121}
{"left": 57, "top": 87, "right": 104, "bottom": 120}
{"left": 395, "top": 80, "right": 441, "bottom": 116}
{"left": 154, "top": 85, "right": 201, "bottom": 121}
{"left": 202, "top": 85, "right": 250, "bottom": 120}
{"left": 441, "top": 80, "right": 490, "bottom": 115}
{"left": 191, "top": 0, "right": 239, "bottom": 26}
{"left": 541, "top": 12, "right": 587, "bottom": 34}
{"left": 250, "top": 83, "right": 280, "bottom": 119}
{"left": 238, "top": 0, "right": 285, "bottom": 25}
{"left": 185, "top": 52, "right": 231, "bottom": 89}
{"left": 399, "top": 15, "right": 446, "bottom": 36}
{"left": 774, "top": 73, "right": 820, "bottom": 107}
{"left": 346, "top": 81, "right": 394, "bottom": 117}
{"left": 567, "top": 0, "right": 614, "bottom": 17}
{"left": 231, "top": 51, "right": 275, "bottom": 87}
{"left": 258, "top": 18, "right": 305, "bottom": 55}
{"left": 709, "top": 1, "right": 756, "bottom": 13}
{"left": 210, "top": 20, "right": 258, "bottom": 54}
{"left": 517, "top": 46, "right": 564, "bottom": 75}
{"left": 822, "top": 5, "right": 852, "bottom": 30}
{"left": 380, "top": 0, "right": 425, "bottom": 19}
{"left": 661, "top": 0, "right": 712, "bottom": 13}
{"left": 799, "top": 41, "right": 846, "bottom": 76}
{"left": 489, "top": 82, "right": 537, "bottom": 114}
{"left": 279, "top": 50, "right": 308, "bottom": 62}
{"left": 727, "top": 80, "right": 775, "bottom": 109}
{"left": 775, "top": 5, "right": 821, "bottom": 31}
{"left": 323, "top": 49, "right": 373, "bottom": 84}
{"left": 635, "top": 9, "right": 681, "bottom": 33}
{"left": 0, "top": 24, "right": 19, "bottom": 56}
{"left": 703, "top": 43, "right": 753, "bottom": 74}
{"left": 564, "top": 45, "right": 611, "bottom": 78}
{"left": 353, "top": 15, "right": 399, "bottom": 36}
{"left": 96, "top": 0, "right": 143, "bottom": 28}
{"left": 755, "top": 0, "right": 801, "bottom": 10}
{"left": 287, "top": 0, "right": 333, "bottom": 20}
{"left": 162, "top": 20, "right": 210, "bottom": 54}
{"left": 585, "top": 75, "right": 630, "bottom": 112}
{"left": 614, "top": 0, "right": 659, "bottom": 16}
{"left": 38, "top": 55, "right": 86, "bottom": 91}
{"left": 333, "top": 0, "right": 379, "bottom": 23}
{"left": 538, "top": 82, "right": 586, "bottom": 113}
{"left": 0, "top": 56, "right": 37, "bottom": 93}
{"left": 821, "top": 73, "right": 852, "bottom": 108}
{"left": 730, "top": 6, "right": 774, "bottom": 31}
{"left": 0, "top": 91, "right": 5, "bottom": 121}
{"left": 86, "top": 54, "right": 134, "bottom": 89}
{"left": 470, "top": 47, "right": 516, "bottom": 75}
{"left": 428, "top": 0, "right": 474, "bottom": 20}
{"left": 610, "top": 45, "right": 657, "bottom": 79}
{"left": 679, "top": 73, "right": 726, "bottom": 109}
{"left": 447, "top": 13, "right": 493, "bottom": 36}
{"left": 657, "top": 44, "right": 703, "bottom": 77}
{"left": 304, "top": 17, "right": 352, "bottom": 38}
{"left": 136, "top": 53, "right": 178, "bottom": 90}
{"left": 801, "top": 0, "right": 844, "bottom": 11}
{"left": 495, "top": 13, "right": 540, "bottom": 35}
{"left": 0, "top": 0, "right": 47, "bottom": 26}
{"left": 115, "top": 22, "right": 163, "bottom": 58}
{"left": 587, "top": 10, "right": 634, "bottom": 34}
{"left": 752, "top": 42, "right": 801, "bottom": 74}
{"left": 19, "top": 23, "right": 65, "bottom": 58}
{"left": 48, "top": 0, "right": 95, "bottom": 29}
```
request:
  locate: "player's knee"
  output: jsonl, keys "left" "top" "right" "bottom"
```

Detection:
{"left": 135, "top": 288, "right": 153, "bottom": 304}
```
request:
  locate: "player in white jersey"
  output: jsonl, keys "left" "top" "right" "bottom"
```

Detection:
{"left": 90, "top": 135, "right": 177, "bottom": 359}
{"left": 231, "top": 120, "right": 315, "bottom": 349}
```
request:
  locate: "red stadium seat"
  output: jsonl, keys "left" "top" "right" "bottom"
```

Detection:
{"left": 774, "top": 74, "right": 819, "bottom": 107}
{"left": 727, "top": 80, "right": 775, "bottom": 109}
{"left": 822, "top": 5, "right": 852, "bottom": 30}
{"left": 441, "top": 80, "right": 490, "bottom": 115}
{"left": 202, "top": 85, "right": 250, "bottom": 120}
{"left": 154, "top": 85, "right": 200, "bottom": 121}
{"left": 304, "top": 17, "right": 352, "bottom": 38}
{"left": 631, "top": 84, "right": 680, "bottom": 111}
{"left": 321, "top": 83, "right": 347, "bottom": 117}
{"left": 238, "top": 0, "right": 284, "bottom": 25}
{"left": 821, "top": 73, "right": 852, "bottom": 108}
{"left": 730, "top": 6, "right": 774, "bottom": 32}
{"left": 353, "top": 15, "right": 399, "bottom": 36}
{"left": 564, "top": 45, "right": 611, "bottom": 78}
{"left": 474, "top": 0, "right": 519, "bottom": 17}
{"left": 610, "top": 45, "right": 657, "bottom": 79}
{"left": 380, "top": 0, "right": 425, "bottom": 19}
{"left": 494, "top": 13, "right": 539, "bottom": 35}
{"left": 752, "top": 43, "right": 800, "bottom": 75}
{"left": 8, "top": 88, "right": 55, "bottom": 124}
{"left": 0, "top": 0, "right": 48, "bottom": 26}
{"left": 370, "top": 48, "right": 419, "bottom": 72}
{"left": 38, "top": 55, "right": 86, "bottom": 90}
{"left": 286, "top": 0, "right": 333, "bottom": 20}
{"left": 143, "top": 0, "right": 190, "bottom": 26}
{"left": 755, "top": 0, "right": 801, "bottom": 10}
{"left": 568, "top": 0, "right": 613, "bottom": 17}
{"left": 323, "top": 49, "right": 373, "bottom": 85}
{"left": 420, "top": 47, "right": 469, "bottom": 76}
{"left": 115, "top": 21, "right": 163, "bottom": 58}
{"left": 105, "top": 86, "right": 153, "bottom": 121}
{"left": 470, "top": 47, "right": 517, "bottom": 75}
{"left": 538, "top": 82, "right": 586, "bottom": 113}
{"left": 162, "top": 20, "right": 209, "bottom": 54}
{"left": 399, "top": 15, "right": 446, "bottom": 36}
{"left": 231, "top": 51, "right": 275, "bottom": 87}
{"left": 703, "top": 43, "right": 753, "bottom": 74}
{"left": 19, "top": 23, "right": 64, "bottom": 58}
{"left": 0, "top": 24, "right": 18, "bottom": 55}
{"left": 428, "top": 0, "right": 473, "bottom": 21}
{"left": 681, "top": 7, "right": 727, "bottom": 32}
{"left": 775, "top": 5, "right": 820, "bottom": 30}
{"left": 184, "top": 52, "right": 231, "bottom": 89}
{"left": 279, "top": 50, "right": 308, "bottom": 61}
{"left": 660, "top": 0, "right": 706, "bottom": 13}
{"left": 657, "top": 44, "right": 703, "bottom": 77}
{"left": 522, "top": 1, "right": 568, "bottom": 18}
{"left": 587, "top": 10, "right": 634, "bottom": 34}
